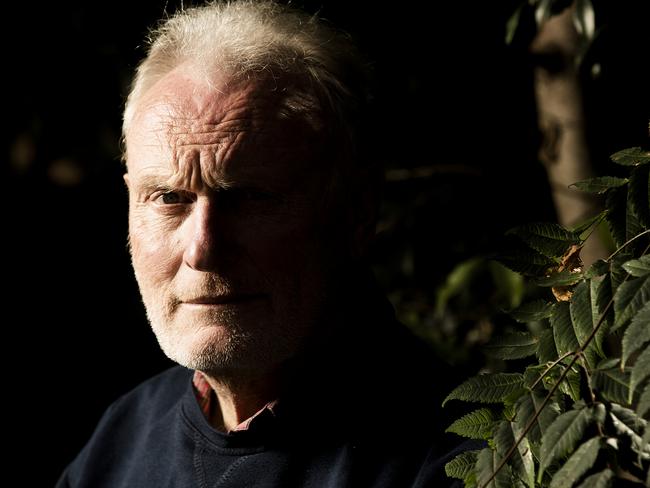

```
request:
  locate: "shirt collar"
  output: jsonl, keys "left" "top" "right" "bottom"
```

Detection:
{"left": 192, "top": 370, "right": 278, "bottom": 433}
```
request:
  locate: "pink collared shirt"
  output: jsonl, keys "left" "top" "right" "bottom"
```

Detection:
{"left": 192, "top": 370, "right": 278, "bottom": 432}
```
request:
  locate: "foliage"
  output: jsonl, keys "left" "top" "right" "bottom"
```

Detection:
{"left": 443, "top": 148, "right": 650, "bottom": 487}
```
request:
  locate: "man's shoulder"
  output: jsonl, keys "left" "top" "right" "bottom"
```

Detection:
{"left": 107, "top": 365, "right": 192, "bottom": 419}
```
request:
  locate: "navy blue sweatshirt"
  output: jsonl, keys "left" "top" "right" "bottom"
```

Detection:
{"left": 57, "top": 271, "right": 466, "bottom": 487}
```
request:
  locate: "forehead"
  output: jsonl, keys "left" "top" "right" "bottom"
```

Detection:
{"left": 125, "top": 68, "right": 326, "bottom": 189}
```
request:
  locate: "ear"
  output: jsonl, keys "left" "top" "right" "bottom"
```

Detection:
{"left": 123, "top": 173, "right": 130, "bottom": 190}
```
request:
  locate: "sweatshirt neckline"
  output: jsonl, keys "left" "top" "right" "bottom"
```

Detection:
{"left": 180, "top": 372, "right": 279, "bottom": 452}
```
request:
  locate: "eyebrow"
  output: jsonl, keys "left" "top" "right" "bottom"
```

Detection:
{"left": 131, "top": 174, "right": 176, "bottom": 191}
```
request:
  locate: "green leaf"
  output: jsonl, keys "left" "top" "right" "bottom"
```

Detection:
{"left": 610, "top": 403, "right": 648, "bottom": 455}
{"left": 610, "top": 147, "right": 650, "bottom": 166}
{"left": 534, "top": 270, "right": 584, "bottom": 287}
{"left": 606, "top": 186, "right": 627, "bottom": 248}
{"left": 507, "top": 223, "right": 580, "bottom": 259}
{"left": 623, "top": 255, "right": 650, "bottom": 277}
{"left": 595, "top": 274, "right": 614, "bottom": 337}
{"left": 589, "top": 278, "right": 608, "bottom": 358}
{"left": 443, "top": 373, "right": 525, "bottom": 406}
{"left": 446, "top": 408, "right": 496, "bottom": 440}
{"left": 551, "top": 302, "right": 579, "bottom": 357}
{"left": 585, "top": 259, "right": 609, "bottom": 279}
{"left": 570, "top": 176, "right": 628, "bottom": 194}
{"left": 476, "top": 447, "right": 512, "bottom": 488}
{"left": 630, "top": 346, "right": 650, "bottom": 404}
{"left": 539, "top": 406, "right": 595, "bottom": 477}
{"left": 537, "top": 329, "right": 559, "bottom": 363}
{"left": 485, "top": 332, "right": 538, "bottom": 360}
{"left": 625, "top": 183, "right": 647, "bottom": 247}
{"left": 577, "top": 469, "right": 615, "bottom": 488}
{"left": 613, "top": 274, "right": 650, "bottom": 332}
{"left": 628, "top": 164, "right": 650, "bottom": 228}
{"left": 495, "top": 421, "right": 535, "bottom": 488}
{"left": 637, "top": 383, "right": 650, "bottom": 419}
{"left": 558, "top": 367, "right": 581, "bottom": 402}
{"left": 570, "top": 280, "right": 600, "bottom": 368}
{"left": 548, "top": 437, "right": 601, "bottom": 488}
{"left": 435, "top": 258, "right": 483, "bottom": 316}
{"left": 622, "top": 302, "right": 650, "bottom": 367}
{"left": 505, "top": 3, "right": 524, "bottom": 45}
{"left": 591, "top": 367, "right": 631, "bottom": 405}
{"left": 515, "top": 390, "right": 561, "bottom": 445}
{"left": 489, "top": 261, "right": 525, "bottom": 310}
{"left": 575, "top": 468, "right": 614, "bottom": 488}
{"left": 445, "top": 450, "right": 479, "bottom": 480}
{"left": 509, "top": 299, "right": 556, "bottom": 323}
{"left": 570, "top": 210, "right": 607, "bottom": 236}
{"left": 495, "top": 245, "right": 556, "bottom": 277}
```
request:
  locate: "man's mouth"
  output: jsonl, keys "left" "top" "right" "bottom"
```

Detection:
{"left": 182, "top": 294, "right": 266, "bottom": 306}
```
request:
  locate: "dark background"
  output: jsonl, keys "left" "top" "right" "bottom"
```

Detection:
{"left": 5, "top": 1, "right": 648, "bottom": 485}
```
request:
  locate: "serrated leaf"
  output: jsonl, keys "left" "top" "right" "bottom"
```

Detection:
{"left": 610, "top": 147, "right": 650, "bottom": 166}
{"left": 537, "top": 328, "right": 559, "bottom": 363}
{"left": 494, "top": 242, "right": 557, "bottom": 277}
{"left": 613, "top": 275, "right": 650, "bottom": 332}
{"left": 611, "top": 403, "right": 646, "bottom": 433}
{"left": 637, "top": 383, "right": 650, "bottom": 419}
{"left": 570, "top": 210, "right": 608, "bottom": 236}
{"left": 590, "top": 278, "right": 608, "bottom": 358}
{"left": 626, "top": 185, "right": 646, "bottom": 247}
{"left": 575, "top": 468, "right": 614, "bottom": 488}
{"left": 539, "top": 406, "right": 595, "bottom": 477}
{"left": 535, "top": 270, "right": 584, "bottom": 287}
{"left": 623, "top": 255, "right": 650, "bottom": 277}
{"left": 570, "top": 280, "right": 600, "bottom": 368}
{"left": 446, "top": 408, "right": 496, "bottom": 440}
{"left": 570, "top": 176, "right": 628, "bottom": 194}
{"left": 507, "top": 223, "right": 580, "bottom": 259}
{"left": 445, "top": 450, "right": 479, "bottom": 480}
{"left": 610, "top": 403, "right": 648, "bottom": 455}
{"left": 476, "top": 447, "right": 512, "bottom": 488}
{"left": 551, "top": 302, "right": 579, "bottom": 357}
{"left": 509, "top": 299, "right": 556, "bottom": 323}
{"left": 495, "top": 421, "right": 535, "bottom": 488}
{"left": 629, "top": 164, "right": 650, "bottom": 228}
{"left": 611, "top": 251, "right": 635, "bottom": 291}
{"left": 606, "top": 186, "right": 627, "bottom": 248}
{"left": 515, "top": 390, "right": 561, "bottom": 445}
{"left": 585, "top": 259, "right": 610, "bottom": 279}
{"left": 548, "top": 437, "right": 601, "bottom": 488}
{"left": 559, "top": 367, "right": 582, "bottom": 402}
{"left": 485, "top": 332, "right": 538, "bottom": 360}
{"left": 592, "top": 368, "right": 631, "bottom": 405}
{"left": 622, "top": 302, "right": 650, "bottom": 367}
{"left": 630, "top": 346, "right": 650, "bottom": 404}
{"left": 595, "top": 273, "right": 614, "bottom": 337}
{"left": 443, "top": 373, "right": 525, "bottom": 406}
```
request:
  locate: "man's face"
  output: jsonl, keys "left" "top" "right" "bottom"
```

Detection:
{"left": 125, "top": 68, "right": 345, "bottom": 375}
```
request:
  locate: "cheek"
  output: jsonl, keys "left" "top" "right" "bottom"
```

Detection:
{"left": 129, "top": 210, "right": 182, "bottom": 286}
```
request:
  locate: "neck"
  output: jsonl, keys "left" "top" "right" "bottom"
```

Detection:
{"left": 200, "top": 369, "right": 280, "bottom": 432}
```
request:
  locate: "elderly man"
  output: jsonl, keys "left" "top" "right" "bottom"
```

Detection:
{"left": 57, "top": 1, "right": 463, "bottom": 486}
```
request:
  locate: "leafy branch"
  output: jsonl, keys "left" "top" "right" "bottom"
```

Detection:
{"left": 443, "top": 147, "right": 650, "bottom": 488}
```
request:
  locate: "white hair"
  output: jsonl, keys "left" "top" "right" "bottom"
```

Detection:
{"left": 122, "top": 0, "right": 371, "bottom": 162}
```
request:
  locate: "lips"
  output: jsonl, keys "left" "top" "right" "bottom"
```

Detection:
{"left": 183, "top": 294, "right": 265, "bottom": 305}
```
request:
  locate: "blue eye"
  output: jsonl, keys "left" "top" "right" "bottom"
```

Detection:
{"left": 154, "top": 191, "right": 194, "bottom": 205}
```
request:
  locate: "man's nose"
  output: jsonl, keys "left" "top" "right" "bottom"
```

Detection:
{"left": 183, "top": 198, "right": 228, "bottom": 272}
